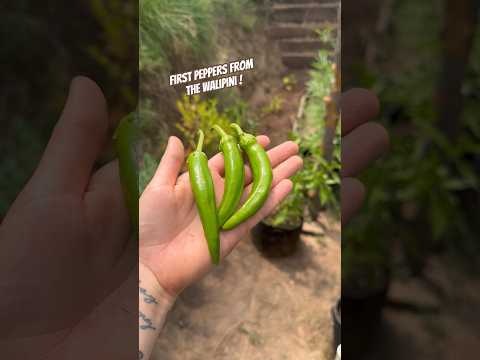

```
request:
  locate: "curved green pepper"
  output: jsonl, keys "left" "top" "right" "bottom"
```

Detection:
{"left": 212, "top": 124, "right": 245, "bottom": 227}
{"left": 113, "top": 112, "right": 139, "bottom": 236}
{"left": 222, "top": 124, "right": 273, "bottom": 230}
{"left": 188, "top": 130, "right": 220, "bottom": 264}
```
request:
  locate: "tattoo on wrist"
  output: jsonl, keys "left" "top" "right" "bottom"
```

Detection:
{"left": 139, "top": 311, "right": 156, "bottom": 331}
{"left": 139, "top": 350, "right": 144, "bottom": 359}
{"left": 139, "top": 283, "right": 159, "bottom": 305}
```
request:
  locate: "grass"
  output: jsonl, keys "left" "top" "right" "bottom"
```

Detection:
{"left": 140, "top": 0, "right": 256, "bottom": 75}
{"left": 140, "top": 0, "right": 214, "bottom": 74}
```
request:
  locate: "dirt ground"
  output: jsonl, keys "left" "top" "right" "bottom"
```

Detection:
{"left": 152, "top": 213, "right": 340, "bottom": 360}
{"left": 366, "top": 255, "right": 480, "bottom": 359}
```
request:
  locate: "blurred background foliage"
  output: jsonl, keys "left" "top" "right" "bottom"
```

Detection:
{"left": 0, "top": 1, "right": 138, "bottom": 217}
{"left": 344, "top": 0, "right": 480, "bottom": 285}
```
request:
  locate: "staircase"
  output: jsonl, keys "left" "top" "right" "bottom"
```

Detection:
{"left": 267, "top": 0, "right": 341, "bottom": 69}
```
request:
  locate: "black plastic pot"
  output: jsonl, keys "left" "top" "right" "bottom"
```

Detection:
{"left": 341, "top": 268, "right": 390, "bottom": 359}
{"left": 331, "top": 298, "right": 341, "bottom": 352}
{"left": 251, "top": 220, "right": 303, "bottom": 258}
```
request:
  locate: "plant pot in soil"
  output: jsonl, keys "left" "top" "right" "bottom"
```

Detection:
{"left": 331, "top": 298, "right": 341, "bottom": 352}
{"left": 341, "top": 267, "right": 390, "bottom": 359}
{"left": 251, "top": 220, "right": 303, "bottom": 258}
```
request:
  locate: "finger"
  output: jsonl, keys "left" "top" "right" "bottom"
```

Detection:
{"left": 341, "top": 177, "right": 365, "bottom": 225}
{"left": 341, "top": 88, "right": 380, "bottom": 136}
{"left": 240, "top": 155, "right": 303, "bottom": 204}
{"left": 221, "top": 179, "right": 294, "bottom": 257}
{"left": 243, "top": 141, "right": 299, "bottom": 185}
{"left": 342, "top": 122, "right": 389, "bottom": 177}
{"left": 209, "top": 135, "right": 270, "bottom": 175}
{"left": 34, "top": 76, "right": 110, "bottom": 193}
{"left": 150, "top": 136, "right": 185, "bottom": 188}
{"left": 213, "top": 154, "right": 302, "bottom": 206}
{"left": 85, "top": 161, "right": 131, "bottom": 264}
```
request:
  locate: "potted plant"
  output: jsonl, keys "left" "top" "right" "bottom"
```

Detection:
{"left": 252, "top": 37, "right": 340, "bottom": 257}
{"left": 341, "top": 195, "right": 392, "bottom": 358}
{"left": 252, "top": 120, "right": 340, "bottom": 257}
{"left": 252, "top": 173, "right": 305, "bottom": 258}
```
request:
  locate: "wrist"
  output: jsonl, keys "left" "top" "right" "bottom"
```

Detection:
{"left": 139, "top": 262, "right": 176, "bottom": 308}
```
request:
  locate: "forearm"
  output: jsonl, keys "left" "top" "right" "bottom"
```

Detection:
{"left": 139, "top": 263, "right": 175, "bottom": 360}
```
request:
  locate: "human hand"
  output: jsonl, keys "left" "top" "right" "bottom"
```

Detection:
{"left": 0, "top": 77, "right": 134, "bottom": 344}
{"left": 340, "top": 88, "right": 389, "bottom": 223}
{"left": 139, "top": 136, "right": 303, "bottom": 298}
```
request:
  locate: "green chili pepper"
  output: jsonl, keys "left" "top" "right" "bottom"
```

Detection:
{"left": 212, "top": 124, "right": 245, "bottom": 227}
{"left": 113, "top": 112, "right": 139, "bottom": 236}
{"left": 188, "top": 130, "right": 220, "bottom": 264}
{"left": 222, "top": 124, "right": 273, "bottom": 230}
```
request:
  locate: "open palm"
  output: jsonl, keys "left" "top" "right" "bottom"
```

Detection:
{"left": 139, "top": 135, "right": 302, "bottom": 297}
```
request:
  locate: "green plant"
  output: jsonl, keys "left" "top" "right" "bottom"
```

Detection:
{"left": 223, "top": 96, "right": 257, "bottom": 132}
{"left": 212, "top": 0, "right": 257, "bottom": 31}
{"left": 261, "top": 95, "right": 284, "bottom": 116}
{"left": 140, "top": 0, "right": 215, "bottom": 75}
{"left": 305, "top": 51, "right": 335, "bottom": 130}
{"left": 266, "top": 127, "right": 340, "bottom": 229}
{"left": 282, "top": 74, "right": 297, "bottom": 91}
{"left": 176, "top": 95, "right": 232, "bottom": 156}
{"left": 266, "top": 42, "right": 340, "bottom": 229}
{"left": 89, "top": 0, "right": 138, "bottom": 108}
{"left": 344, "top": 0, "right": 480, "bottom": 282}
{"left": 140, "top": 0, "right": 256, "bottom": 76}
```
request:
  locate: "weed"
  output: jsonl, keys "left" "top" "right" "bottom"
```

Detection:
{"left": 282, "top": 74, "right": 297, "bottom": 92}
{"left": 261, "top": 95, "right": 284, "bottom": 116}
{"left": 176, "top": 95, "right": 232, "bottom": 156}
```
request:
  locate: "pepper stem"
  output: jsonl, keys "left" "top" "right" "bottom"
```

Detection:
{"left": 230, "top": 123, "right": 244, "bottom": 137}
{"left": 196, "top": 130, "right": 205, "bottom": 152}
{"left": 212, "top": 124, "right": 228, "bottom": 139}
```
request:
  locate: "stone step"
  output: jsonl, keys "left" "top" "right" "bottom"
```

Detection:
{"left": 281, "top": 52, "right": 318, "bottom": 69}
{"left": 271, "top": 3, "right": 339, "bottom": 24}
{"left": 279, "top": 38, "right": 332, "bottom": 53}
{"left": 267, "top": 23, "right": 336, "bottom": 39}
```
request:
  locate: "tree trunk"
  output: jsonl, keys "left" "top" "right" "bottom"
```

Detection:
{"left": 436, "top": 0, "right": 479, "bottom": 139}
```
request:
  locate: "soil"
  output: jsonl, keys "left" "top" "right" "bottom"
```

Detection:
{"left": 365, "top": 255, "right": 480, "bottom": 359}
{"left": 152, "top": 214, "right": 340, "bottom": 360}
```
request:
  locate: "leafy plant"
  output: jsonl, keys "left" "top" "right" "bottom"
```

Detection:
{"left": 344, "top": 0, "right": 480, "bottom": 283}
{"left": 140, "top": 0, "right": 215, "bottom": 75}
{"left": 261, "top": 95, "right": 284, "bottom": 116}
{"left": 89, "top": 0, "right": 138, "bottom": 108}
{"left": 266, "top": 39, "right": 340, "bottom": 229}
{"left": 140, "top": 0, "right": 256, "bottom": 76}
{"left": 175, "top": 95, "right": 234, "bottom": 156}
{"left": 282, "top": 74, "right": 297, "bottom": 92}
